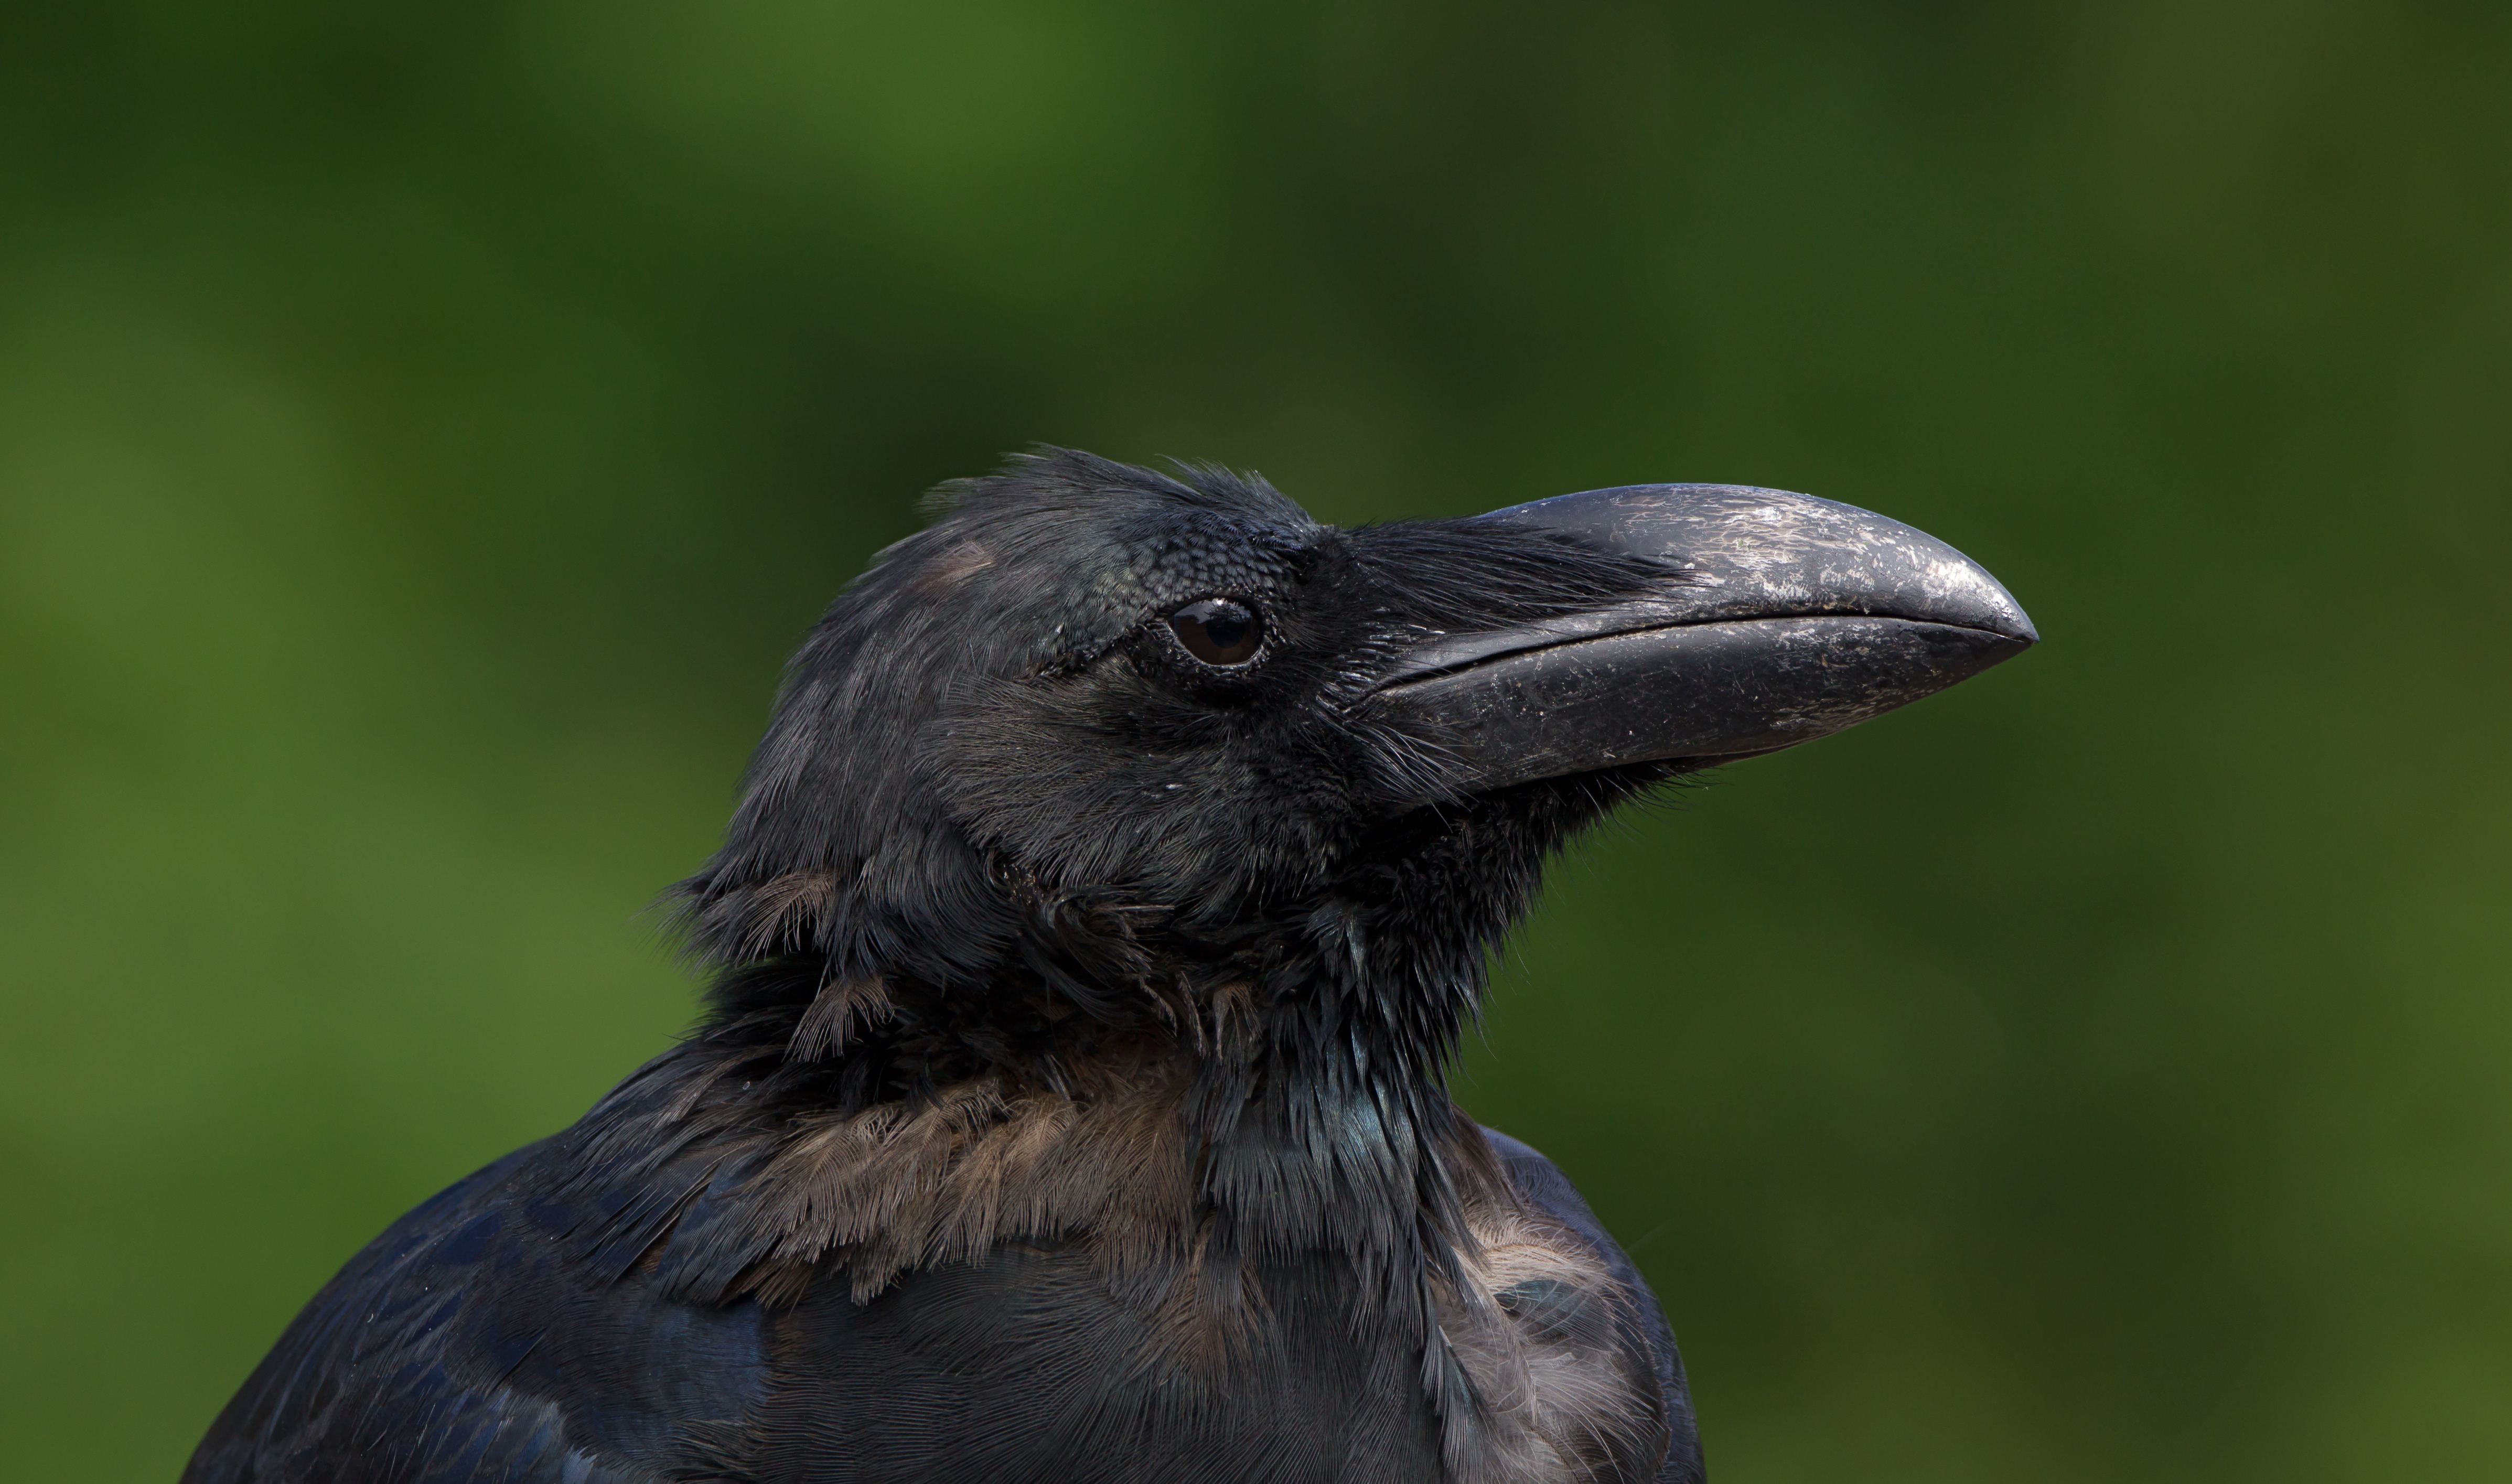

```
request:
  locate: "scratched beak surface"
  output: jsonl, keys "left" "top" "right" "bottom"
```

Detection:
{"left": 1369, "top": 484, "right": 2038, "bottom": 793}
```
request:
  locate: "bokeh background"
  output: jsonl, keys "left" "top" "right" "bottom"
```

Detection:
{"left": 4, "top": 3, "right": 2508, "bottom": 1479}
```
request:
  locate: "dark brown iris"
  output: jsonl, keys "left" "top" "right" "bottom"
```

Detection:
{"left": 1168, "top": 597, "right": 1263, "bottom": 666}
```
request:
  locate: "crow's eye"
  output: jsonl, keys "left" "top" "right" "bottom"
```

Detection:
{"left": 1168, "top": 598, "right": 1263, "bottom": 667}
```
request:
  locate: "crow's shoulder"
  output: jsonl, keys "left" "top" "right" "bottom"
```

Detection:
{"left": 1482, "top": 1126, "right": 1706, "bottom": 1484}
{"left": 183, "top": 1134, "right": 767, "bottom": 1484}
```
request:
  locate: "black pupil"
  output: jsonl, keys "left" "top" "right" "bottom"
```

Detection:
{"left": 1170, "top": 599, "right": 1261, "bottom": 665}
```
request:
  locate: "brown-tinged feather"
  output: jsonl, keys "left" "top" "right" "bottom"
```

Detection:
{"left": 789, "top": 976, "right": 894, "bottom": 1060}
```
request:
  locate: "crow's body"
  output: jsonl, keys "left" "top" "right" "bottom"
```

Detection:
{"left": 191, "top": 451, "right": 2030, "bottom": 1483}
{"left": 185, "top": 1111, "right": 1686, "bottom": 1484}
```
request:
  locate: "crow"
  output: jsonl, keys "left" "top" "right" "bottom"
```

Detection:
{"left": 186, "top": 448, "right": 2034, "bottom": 1484}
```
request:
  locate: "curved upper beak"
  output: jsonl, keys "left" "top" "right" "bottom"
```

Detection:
{"left": 1365, "top": 484, "right": 2037, "bottom": 793}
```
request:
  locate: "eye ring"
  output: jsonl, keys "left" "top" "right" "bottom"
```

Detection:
{"left": 1168, "top": 597, "right": 1264, "bottom": 668}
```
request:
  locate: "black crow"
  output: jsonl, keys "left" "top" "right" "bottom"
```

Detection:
{"left": 186, "top": 448, "right": 2034, "bottom": 1484}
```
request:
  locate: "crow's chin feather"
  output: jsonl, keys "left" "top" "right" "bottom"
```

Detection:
{"left": 586, "top": 748, "right": 1661, "bottom": 1328}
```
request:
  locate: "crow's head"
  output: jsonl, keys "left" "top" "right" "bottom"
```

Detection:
{"left": 676, "top": 447, "right": 2032, "bottom": 1066}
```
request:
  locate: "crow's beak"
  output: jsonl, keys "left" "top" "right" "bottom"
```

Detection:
{"left": 1367, "top": 485, "right": 2037, "bottom": 793}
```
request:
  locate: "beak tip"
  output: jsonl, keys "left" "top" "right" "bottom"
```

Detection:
{"left": 1976, "top": 589, "right": 2039, "bottom": 649}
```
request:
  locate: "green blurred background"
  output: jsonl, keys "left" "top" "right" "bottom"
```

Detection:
{"left": 4, "top": 2, "right": 2507, "bottom": 1479}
